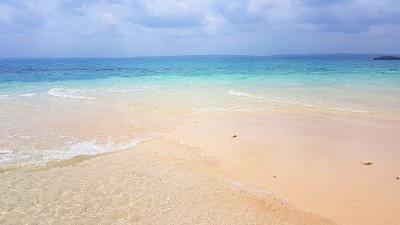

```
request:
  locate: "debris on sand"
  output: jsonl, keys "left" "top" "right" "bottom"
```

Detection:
{"left": 361, "top": 161, "right": 373, "bottom": 165}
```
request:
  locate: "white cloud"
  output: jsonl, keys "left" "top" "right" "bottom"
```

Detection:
{"left": 0, "top": 0, "right": 400, "bottom": 56}
{"left": 203, "top": 13, "right": 228, "bottom": 35}
{"left": 143, "top": 0, "right": 194, "bottom": 17}
{"left": 0, "top": 4, "right": 13, "bottom": 25}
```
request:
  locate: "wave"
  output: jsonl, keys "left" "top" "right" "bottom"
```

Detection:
{"left": 19, "top": 93, "right": 36, "bottom": 97}
{"left": 0, "top": 94, "right": 10, "bottom": 100}
{"left": 227, "top": 89, "right": 264, "bottom": 100}
{"left": 0, "top": 132, "right": 166, "bottom": 167}
{"left": 113, "top": 132, "right": 165, "bottom": 150}
{"left": 329, "top": 107, "right": 371, "bottom": 113}
{"left": 227, "top": 89, "right": 373, "bottom": 114}
{"left": 101, "top": 85, "right": 160, "bottom": 92}
{"left": 47, "top": 86, "right": 158, "bottom": 100}
{"left": 48, "top": 88, "right": 95, "bottom": 100}
{"left": 0, "top": 149, "right": 14, "bottom": 164}
{"left": 0, "top": 93, "right": 36, "bottom": 100}
{"left": 193, "top": 106, "right": 227, "bottom": 112}
{"left": 192, "top": 105, "right": 267, "bottom": 113}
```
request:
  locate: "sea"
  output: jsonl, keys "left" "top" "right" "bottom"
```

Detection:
{"left": 1, "top": 55, "right": 399, "bottom": 167}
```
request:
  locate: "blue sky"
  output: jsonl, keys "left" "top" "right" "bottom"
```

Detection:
{"left": 0, "top": 0, "right": 399, "bottom": 57}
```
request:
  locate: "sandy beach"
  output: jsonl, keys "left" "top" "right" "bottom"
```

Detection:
{"left": 1, "top": 106, "right": 399, "bottom": 225}
{"left": 171, "top": 111, "right": 400, "bottom": 225}
{"left": 0, "top": 134, "right": 333, "bottom": 225}
{"left": 1, "top": 0, "right": 400, "bottom": 223}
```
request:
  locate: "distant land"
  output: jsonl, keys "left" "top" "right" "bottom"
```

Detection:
{"left": 374, "top": 56, "right": 400, "bottom": 60}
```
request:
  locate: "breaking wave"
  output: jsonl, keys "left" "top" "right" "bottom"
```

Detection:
{"left": 0, "top": 94, "right": 10, "bottom": 100}
{"left": 227, "top": 89, "right": 264, "bottom": 100}
{"left": 227, "top": 89, "right": 372, "bottom": 114}
{"left": 192, "top": 106, "right": 227, "bottom": 112}
{"left": 48, "top": 88, "right": 95, "bottom": 100}
{"left": 47, "top": 86, "right": 159, "bottom": 100}
{"left": 0, "top": 132, "right": 165, "bottom": 167}
{"left": 192, "top": 105, "right": 266, "bottom": 112}
{"left": 19, "top": 93, "right": 37, "bottom": 97}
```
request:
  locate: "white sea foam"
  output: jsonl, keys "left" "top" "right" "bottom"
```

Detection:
{"left": 330, "top": 107, "right": 371, "bottom": 113}
{"left": 192, "top": 105, "right": 267, "bottom": 112}
{"left": 19, "top": 93, "right": 36, "bottom": 97}
{"left": 0, "top": 149, "right": 14, "bottom": 164}
{"left": 227, "top": 89, "right": 264, "bottom": 100}
{"left": 102, "top": 85, "right": 159, "bottom": 93}
{"left": 48, "top": 88, "right": 95, "bottom": 100}
{"left": 47, "top": 85, "right": 158, "bottom": 100}
{"left": 227, "top": 89, "right": 372, "bottom": 114}
{"left": 0, "top": 132, "right": 166, "bottom": 167}
{"left": 232, "top": 106, "right": 266, "bottom": 112}
{"left": 193, "top": 106, "right": 227, "bottom": 112}
{"left": 0, "top": 94, "right": 10, "bottom": 100}
{"left": 116, "top": 132, "right": 166, "bottom": 150}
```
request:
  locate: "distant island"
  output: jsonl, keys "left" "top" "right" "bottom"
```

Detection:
{"left": 374, "top": 56, "right": 400, "bottom": 60}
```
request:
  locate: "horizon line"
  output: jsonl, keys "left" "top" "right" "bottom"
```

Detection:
{"left": 0, "top": 53, "right": 398, "bottom": 59}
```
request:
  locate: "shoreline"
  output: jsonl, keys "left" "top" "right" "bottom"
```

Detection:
{"left": 171, "top": 111, "right": 400, "bottom": 225}
{"left": 0, "top": 138, "right": 334, "bottom": 225}
{"left": 1, "top": 109, "right": 399, "bottom": 224}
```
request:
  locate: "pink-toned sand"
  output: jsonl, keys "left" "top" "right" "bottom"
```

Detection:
{"left": 1, "top": 107, "right": 399, "bottom": 225}
{"left": 171, "top": 111, "right": 400, "bottom": 225}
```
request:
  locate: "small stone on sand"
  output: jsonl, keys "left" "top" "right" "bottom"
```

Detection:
{"left": 361, "top": 161, "right": 373, "bottom": 165}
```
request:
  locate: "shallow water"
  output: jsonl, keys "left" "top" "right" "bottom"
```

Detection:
{"left": 1, "top": 55, "right": 400, "bottom": 167}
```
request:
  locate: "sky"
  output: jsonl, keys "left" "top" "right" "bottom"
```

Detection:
{"left": 0, "top": 0, "right": 399, "bottom": 57}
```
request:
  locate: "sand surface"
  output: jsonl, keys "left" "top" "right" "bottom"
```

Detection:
{"left": 0, "top": 138, "right": 333, "bottom": 225}
{"left": 1, "top": 109, "right": 399, "bottom": 225}
{"left": 171, "top": 112, "right": 400, "bottom": 225}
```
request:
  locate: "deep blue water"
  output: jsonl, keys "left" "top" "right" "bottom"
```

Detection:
{"left": 1, "top": 55, "right": 399, "bottom": 84}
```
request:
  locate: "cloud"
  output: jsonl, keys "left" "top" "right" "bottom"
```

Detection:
{"left": 135, "top": 0, "right": 203, "bottom": 28}
{"left": 300, "top": 0, "right": 400, "bottom": 32}
{"left": 0, "top": 0, "right": 399, "bottom": 56}
{"left": 0, "top": 1, "right": 48, "bottom": 32}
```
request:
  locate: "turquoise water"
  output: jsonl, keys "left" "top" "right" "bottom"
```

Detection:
{"left": 1, "top": 55, "right": 400, "bottom": 113}
{"left": 1, "top": 55, "right": 400, "bottom": 167}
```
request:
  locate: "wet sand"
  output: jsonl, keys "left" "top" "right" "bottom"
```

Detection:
{"left": 1, "top": 108, "right": 399, "bottom": 225}
{"left": 171, "top": 111, "right": 400, "bottom": 225}
{"left": 0, "top": 138, "right": 333, "bottom": 225}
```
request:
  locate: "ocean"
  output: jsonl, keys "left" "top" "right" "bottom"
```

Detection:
{"left": 1, "top": 55, "right": 400, "bottom": 167}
